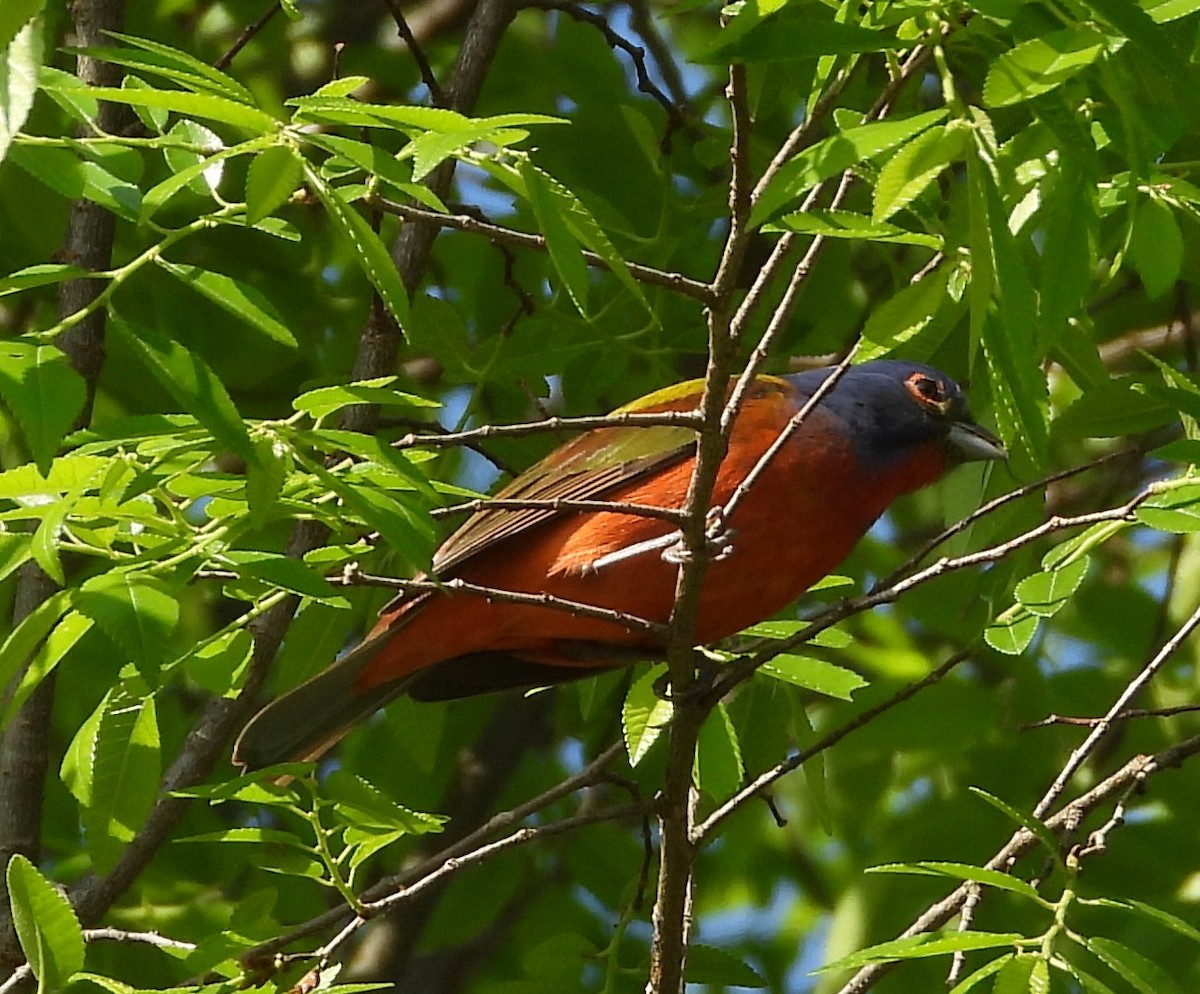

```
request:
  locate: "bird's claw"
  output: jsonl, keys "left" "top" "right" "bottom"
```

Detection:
{"left": 662, "top": 507, "right": 736, "bottom": 565}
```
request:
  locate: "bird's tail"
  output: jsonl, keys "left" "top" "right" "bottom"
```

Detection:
{"left": 232, "top": 631, "right": 413, "bottom": 770}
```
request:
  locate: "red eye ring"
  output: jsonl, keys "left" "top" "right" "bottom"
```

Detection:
{"left": 905, "top": 372, "right": 951, "bottom": 413}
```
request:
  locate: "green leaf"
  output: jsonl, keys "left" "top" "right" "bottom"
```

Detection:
{"left": 700, "top": 9, "right": 899, "bottom": 64}
{"left": 294, "top": 376, "right": 439, "bottom": 419}
{"left": 140, "top": 133, "right": 270, "bottom": 219}
{"left": 6, "top": 853, "right": 85, "bottom": 991}
{"left": 984, "top": 607, "right": 1039, "bottom": 655}
{"left": 0, "top": 263, "right": 93, "bottom": 298}
{"left": 182, "top": 628, "right": 254, "bottom": 697}
{"left": 1039, "top": 150, "right": 1099, "bottom": 337}
{"left": 217, "top": 550, "right": 347, "bottom": 605}
{"left": 968, "top": 787, "right": 1063, "bottom": 864}
{"left": 1138, "top": 483, "right": 1200, "bottom": 533}
{"left": 751, "top": 109, "right": 947, "bottom": 226}
{"left": 304, "top": 134, "right": 447, "bottom": 210}
{"left": 245, "top": 143, "right": 303, "bottom": 224}
{"left": 968, "top": 153, "right": 1048, "bottom": 477}
{"left": 767, "top": 208, "right": 941, "bottom": 248}
{"left": 1056, "top": 380, "right": 1174, "bottom": 437}
{"left": 1130, "top": 197, "right": 1183, "bottom": 298}
{"left": 944, "top": 955, "right": 1012, "bottom": 993}
{"left": 818, "top": 930, "right": 1024, "bottom": 972}
{"left": 0, "top": 591, "right": 71, "bottom": 726}
{"left": 873, "top": 122, "right": 969, "bottom": 221}
{"left": 758, "top": 654, "right": 867, "bottom": 700}
{"left": 61, "top": 690, "right": 160, "bottom": 874}
{"left": 622, "top": 664, "right": 672, "bottom": 766}
{"left": 161, "top": 118, "right": 225, "bottom": 194}
{"left": 156, "top": 260, "right": 298, "bottom": 348}
{"left": 39, "top": 81, "right": 276, "bottom": 131}
{"left": 0, "top": 8, "right": 42, "bottom": 165}
{"left": 991, "top": 955, "right": 1038, "bottom": 994}
{"left": 694, "top": 702, "right": 743, "bottom": 799}
{"left": 858, "top": 265, "right": 952, "bottom": 362}
{"left": 305, "top": 163, "right": 410, "bottom": 329}
{"left": 69, "top": 34, "right": 254, "bottom": 104}
{"left": 0, "top": 0, "right": 43, "bottom": 56}
{"left": 1084, "top": 936, "right": 1181, "bottom": 994}
{"left": 1014, "top": 555, "right": 1089, "bottom": 618}
{"left": 8, "top": 144, "right": 141, "bottom": 219}
{"left": 110, "top": 313, "right": 256, "bottom": 464}
{"left": 313, "top": 467, "right": 436, "bottom": 569}
{"left": 684, "top": 944, "right": 766, "bottom": 988}
{"left": 0, "top": 341, "right": 87, "bottom": 473}
{"left": 1093, "top": 897, "right": 1200, "bottom": 944}
{"left": 866, "top": 862, "right": 1044, "bottom": 902}
{"left": 983, "top": 26, "right": 1109, "bottom": 108}
{"left": 325, "top": 770, "right": 446, "bottom": 834}
{"left": 3, "top": 609, "right": 93, "bottom": 727}
{"left": 76, "top": 572, "right": 180, "bottom": 670}
{"left": 520, "top": 159, "right": 589, "bottom": 315}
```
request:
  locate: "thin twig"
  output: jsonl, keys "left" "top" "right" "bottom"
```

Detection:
{"left": 333, "top": 569, "right": 668, "bottom": 638}
{"left": 372, "top": 197, "right": 716, "bottom": 303}
{"left": 1022, "top": 702, "right": 1200, "bottom": 730}
{"left": 430, "top": 496, "right": 686, "bottom": 524}
{"left": 694, "top": 653, "right": 969, "bottom": 841}
{"left": 213, "top": 3, "right": 281, "bottom": 71}
{"left": 523, "top": 0, "right": 685, "bottom": 145}
{"left": 1032, "top": 598, "right": 1200, "bottom": 819}
{"left": 393, "top": 409, "right": 701, "bottom": 449}
{"left": 383, "top": 0, "right": 446, "bottom": 104}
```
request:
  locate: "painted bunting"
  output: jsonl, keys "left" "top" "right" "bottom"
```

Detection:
{"left": 233, "top": 360, "right": 1004, "bottom": 769}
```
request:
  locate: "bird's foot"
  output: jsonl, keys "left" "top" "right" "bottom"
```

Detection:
{"left": 661, "top": 507, "right": 736, "bottom": 565}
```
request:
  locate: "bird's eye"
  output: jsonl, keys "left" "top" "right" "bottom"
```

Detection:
{"left": 905, "top": 372, "right": 952, "bottom": 413}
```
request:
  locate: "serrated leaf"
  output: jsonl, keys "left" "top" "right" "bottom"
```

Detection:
{"left": 968, "top": 787, "right": 1063, "bottom": 864}
{"left": 61, "top": 690, "right": 160, "bottom": 874}
{"left": 218, "top": 550, "right": 347, "bottom": 605}
{"left": 325, "top": 770, "right": 446, "bottom": 834}
{"left": 1138, "top": 483, "right": 1200, "bottom": 533}
{"left": 0, "top": 263, "right": 93, "bottom": 298}
{"left": 156, "top": 260, "right": 297, "bottom": 347}
{"left": 3, "top": 609, "right": 93, "bottom": 726}
{"left": 110, "top": 313, "right": 256, "bottom": 465}
{"left": 0, "top": 10, "right": 42, "bottom": 165}
{"left": 161, "top": 118, "right": 225, "bottom": 193}
{"left": 177, "top": 826, "right": 310, "bottom": 847}
{"left": 768, "top": 208, "right": 941, "bottom": 248}
{"left": 873, "top": 123, "right": 969, "bottom": 221}
{"left": 969, "top": 155, "right": 1048, "bottom": 477}
{"left": 1130, "top": 197, "right": 1183, "bottom": 299}
{"left": 684, "top": 944, "right": 766, "bottom": 987}
{"left": 305, "top": 163, "right": 410, "bottom": 329}
{"left": 751, "top": 109, "right": 946, "bottom": 226}
{"left": 245, "top": 143, "right": 303, "bottom": 224}
{"left": 68, "top": 35, "right": 253, "bottom": 104}
{"left": 76, "top": 572, "right": 180, "bottom": 670}
{"left": 293, "top": 376, "right": 439, "bottom": 419}
{"left": 1056, "top": 380, "right": 1174, "bottom": 437}
{"left": 1039, "top": 151, "right": 1099, "bottom": 339}
{"left": 141, "top": 134, "right": 270, "bottom": 219}
{"left": 1014, "top": 555, "right": 1089, "bottom": 618}
{"left": 991, "top": 955, "right": 1038, "bottom": 994}
{"left": 984, "top": 26, "right": 1109, "bottom": 107}
{"left": 182, "top": 628, "right": 254, "bottom": 697}
{"left": 622, "top": 664, "right": 672, "bottom": 765}
{"left": 694, "top": 702, "right": 743, "bottom": 799}
{"left": 699, "top": 9, "right": 899, "bottom": 64}
{"left": 6, "top": 853, "right": 85, "bottom": 991}
{"left": 817, "top": 930, "right": 1024, "bottom": 972}
{"left": 984, "top": 607, "right": 1039, "bottom": 655}
{"left": 8, "top": 144, "right": 142, "bottom": 219}
{"left": 38, "top": 81, "right": 275, "bottom": 131}
{"left": 0, "top": 590, "right": 71, "bottom": 726}
{"left": 313, "top": 467, "right": 436, "bottom": 570}
{"left": 1084, "top": 936, "right": 1180, "bottom": 994}
{"left": 1095, "top": 897, "right": 1200, "bottom": 944}
{"left": 867, "top": 862, "right": 1044, "bottom": 902}
{"left": 519, "top": 160, "right": 590, "bottom": 315}
{"left": 0, "top": 341, "right": 86, "bottom": 473}
{"left": 758, "top": 654, "right": 867, "bottom": 700}
{"left": 859, "top": 265, "right": 952, "bottom": 361}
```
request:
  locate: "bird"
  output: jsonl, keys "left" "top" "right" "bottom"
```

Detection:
{"left": 233, "top": 360, "right": 1004, "bottom": 769}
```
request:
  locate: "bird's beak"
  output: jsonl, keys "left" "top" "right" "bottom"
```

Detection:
{"left": 947, "top": 420, "right": 1007, "bottom": 462}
